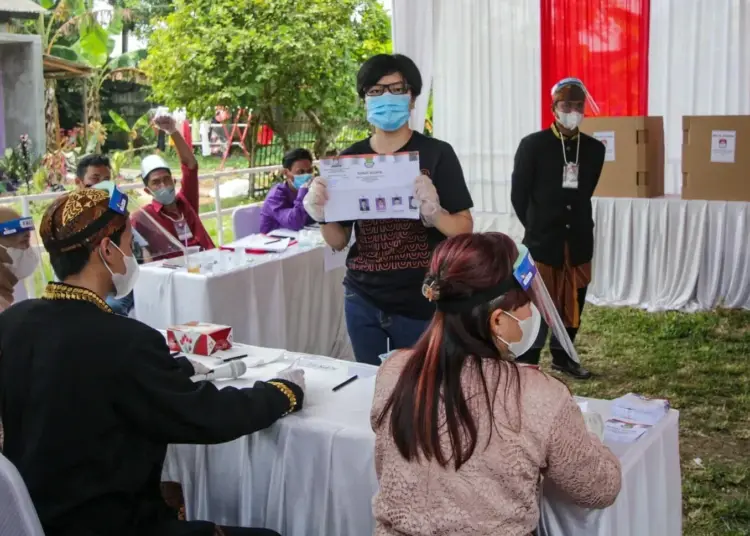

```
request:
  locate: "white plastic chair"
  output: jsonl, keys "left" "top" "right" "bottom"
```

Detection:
{"left": 231, "top": 204, "right": 263, "bottom": 240}
{"left": 0, "top": 452, "right": 45, "bottom": 535}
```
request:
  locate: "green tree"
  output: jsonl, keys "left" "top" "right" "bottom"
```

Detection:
{"left": 143, "top": 0, "right": 391, "bottom": 160}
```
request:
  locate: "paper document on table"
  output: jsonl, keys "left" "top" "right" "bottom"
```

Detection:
{"left": 267, "top": 228, "right": 299, "bottom": 239}
{"left": 604, "top": 419, "right": 651, "bottom": 443}
{"left": 231, "top": 235, "right": 291, "bottom": 253}
{"left": 321, "top": 152, "right": 421, "bottom": 222}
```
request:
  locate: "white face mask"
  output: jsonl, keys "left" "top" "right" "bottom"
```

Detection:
{"left": 557, "top": 111, "right": 583, "bottom": 130}
{"left": 99, "top": 242, "right": 140, "bottom": 299}
{"left": 0, "top": 244, "right": 40, "bottom": 281}
{"left": 498, "top": 303, "right": 542, "bottom": 357}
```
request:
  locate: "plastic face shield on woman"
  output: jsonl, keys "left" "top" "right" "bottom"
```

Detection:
{"left": 510, "top": 245, "right": 581, "bottom": 363}
{"left": 433, "top": 244, "right": 581, "bottom": 364}
{"left": 93, "top": 181, "right": 188, "bottom": 262}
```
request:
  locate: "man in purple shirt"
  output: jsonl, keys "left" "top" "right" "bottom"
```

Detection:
{"left": 260, "top": 148, "right": 315, "bottom": 234}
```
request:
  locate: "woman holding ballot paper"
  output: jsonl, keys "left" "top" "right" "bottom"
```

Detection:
{"left": 304, "top": 54, "right": 474, "bottom": 365}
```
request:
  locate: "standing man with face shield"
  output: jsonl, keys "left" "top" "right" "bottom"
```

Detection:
{"left": 133, "top": 115, "right": 215, "bottom": 259}
{"left": 0, "top": 207, "right": 40, "bottom": 311}
{"left": 510, "top": 78, "right": 605, "bottom": 380}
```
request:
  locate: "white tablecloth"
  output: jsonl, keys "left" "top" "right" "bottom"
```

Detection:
{"left": 163, "top": 351, "right": 682, "bottom": 536}
{"left": 134, "top": 244, "right": 351, "bottom": 359}
{"left": 589, "top": 197, "right": 750, "bottom": 311}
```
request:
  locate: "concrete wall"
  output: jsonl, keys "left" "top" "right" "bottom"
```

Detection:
{"left": 0, "top": 34, "right": 44, "bottom": 157}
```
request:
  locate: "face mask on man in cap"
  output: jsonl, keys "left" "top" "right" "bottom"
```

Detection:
{"left": 550, "top": 78, "right": 597, "bottom": 133}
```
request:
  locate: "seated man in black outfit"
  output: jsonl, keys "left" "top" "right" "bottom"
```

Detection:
{"left": 0, "top": 186, "right": 305, "bottom": 536}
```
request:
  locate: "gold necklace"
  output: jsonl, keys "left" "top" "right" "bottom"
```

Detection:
{"left": 41, "top": 282, "right": 113, "bottom": 314}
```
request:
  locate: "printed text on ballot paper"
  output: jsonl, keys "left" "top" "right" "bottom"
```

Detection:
{"left": 321, "top": 152, "right": 421, "bottom": 223}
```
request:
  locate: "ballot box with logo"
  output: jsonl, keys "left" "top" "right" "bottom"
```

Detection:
{"left": 581, "top": 116, "right": 665, "bottom": 198}
{"left": 682, "top": 115, "right": 750, "bottom": 201}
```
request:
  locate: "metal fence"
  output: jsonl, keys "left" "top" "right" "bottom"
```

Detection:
{"left": 0, "top": 165, "right": 281, "bottom": 298}
{"left": 204, "top": 119, "right": 370, "bottom": 168}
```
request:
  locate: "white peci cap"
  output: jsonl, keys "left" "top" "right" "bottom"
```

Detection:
{"left": 140, "top": 154, "right": 170, "bottom": 181}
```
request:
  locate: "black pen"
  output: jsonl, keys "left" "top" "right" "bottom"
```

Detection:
{"left": 222, "top": 354, "right": 248, "bottom": 363}
{"left": 264, "top": 238, "right": 282, "bottom": 245}
{"left": 332, "top": 375, "right": 358, "bottom": 392}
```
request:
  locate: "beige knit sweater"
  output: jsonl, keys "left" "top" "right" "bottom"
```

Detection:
{"left": 371, "top": 352, "right": 622, "bottom": 535}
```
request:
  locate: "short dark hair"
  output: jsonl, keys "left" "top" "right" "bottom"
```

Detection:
{"left": 76, "top": 154, "right": 111, "bottom": 180}
{"left": 356, "top": 54, "right": 423, "bottom": 99}
{"left": 50, "top": 226, "right": 124, "bottom": 281}
{"left": 282, "top": 148, "right": 313, "bottom": 170}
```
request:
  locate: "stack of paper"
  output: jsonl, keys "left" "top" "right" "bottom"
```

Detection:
{"left": 604, "top": 419, "right": 651, "bottom": 443}
{"left": 611, "top": 393, "right": 670, "bottom": 426}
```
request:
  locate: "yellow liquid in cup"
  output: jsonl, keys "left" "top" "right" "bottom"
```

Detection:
{"left": 187, "top": 265, "right": 201, "bottom": 274}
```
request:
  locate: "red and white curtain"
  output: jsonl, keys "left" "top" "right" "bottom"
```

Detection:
{"left": 393, "top": 0, "right": 750, "bottom": 220}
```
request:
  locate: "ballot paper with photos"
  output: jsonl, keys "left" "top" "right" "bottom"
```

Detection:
{"left": 321, "top": 152, "right": 421, "bottom": 222}
{"left": 513, "top": 245, "right": 582, "bottom": 364}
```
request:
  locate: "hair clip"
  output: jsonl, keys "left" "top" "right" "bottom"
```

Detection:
{"left": 422, "top": 279, "right": 440, "bottom": 302}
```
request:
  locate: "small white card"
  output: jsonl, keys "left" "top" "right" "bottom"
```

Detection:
{"left": 710, "top": 130, "right": 736, "bottom": 163}
{"left": 593, "top": 131, "right": 616, "bottom": 162}
{"left": 562, "top": 163, "right": 579, "bottom": 189}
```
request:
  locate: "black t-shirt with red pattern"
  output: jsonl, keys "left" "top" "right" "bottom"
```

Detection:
{"left": 339, "top": 132, "right": 473, "bottom": 320}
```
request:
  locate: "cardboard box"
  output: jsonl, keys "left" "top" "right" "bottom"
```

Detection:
{"left": 682, "top": 116, "right": 750, "bottom": 201}
{"left": 581, "top": 116, "right": 664, "bottom": 198}
{"left": 167, "top": 322, "right": 233, "bottom": 356}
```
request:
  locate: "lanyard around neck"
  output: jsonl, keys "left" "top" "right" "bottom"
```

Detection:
{"left": 555, "top": 125, "right": 580, "bottom": 166}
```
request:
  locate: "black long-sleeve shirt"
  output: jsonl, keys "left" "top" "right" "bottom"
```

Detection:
{"left": 0, "top": 298, "right": 302, "bottom": 536}
{"left": 511, "top": 127, "right": 605, "bottom": 268}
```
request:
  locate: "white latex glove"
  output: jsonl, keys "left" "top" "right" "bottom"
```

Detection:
{"left": 152, "top": 115, "right": 178, "bottom": 135}
{"left": 188, "top": 360, "right": 212, "bottom": 376}
{"left": 303, "top": 177, "right": 328, "bottom": 222}
{"left": 414, "top": 174, "right": 447, "bottom": 227}
{"left": 275, "top": 365, "right": 306, "bottom": 394}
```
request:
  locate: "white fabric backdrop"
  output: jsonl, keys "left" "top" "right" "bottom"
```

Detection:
{"left": 589, "top": 197, "right": 750, "bottom": 310}
{"left": 164, "top": 352, "right": 682, "bottom": 536}
{"left": 647, "top": 0, "right": 750, "bottom": 195}
{"left": 431, "top": 0, "right": 540, "bottom": 220}
{"left": 391, "top": 0, "right": 433, "bottom": 133}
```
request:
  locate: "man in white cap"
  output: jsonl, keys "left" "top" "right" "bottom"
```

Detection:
{"left": 132, "top": 115, "right": 215, "bottom": 259}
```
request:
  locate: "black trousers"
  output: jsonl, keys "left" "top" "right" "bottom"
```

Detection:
{"left": 517, "top": 285, "right": 588, "bottom": 365}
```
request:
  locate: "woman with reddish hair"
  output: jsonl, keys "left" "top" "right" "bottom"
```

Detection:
{"left": 371, "top": 233, "right": 621, "bottom": 536}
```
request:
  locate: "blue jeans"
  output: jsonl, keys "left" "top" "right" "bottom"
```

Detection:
{"left": 344, "top": 290, "right": 430, "bottom": 365}
{"left": 106, "top": 291, "right": 135, "bottom": 316}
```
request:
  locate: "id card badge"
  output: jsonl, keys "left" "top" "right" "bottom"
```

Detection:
{"left": 562, "top": 163, "right": 579, "bottom": 190}
{"left": 174, "top": 220, "right": 194, "bottom": 242}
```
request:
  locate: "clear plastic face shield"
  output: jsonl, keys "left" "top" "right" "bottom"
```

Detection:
{"left": 93, "top": 181, "right": 188, "bottom": 263}
{"left": 512, "top": 244, "right": 581, "bottom": 364}
{"left": 550, "top": 77, "right": 600, "bottom": 116}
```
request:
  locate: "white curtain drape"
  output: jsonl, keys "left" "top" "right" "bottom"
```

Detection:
{"left": 391, "top": 0, "right": 434, "bottom": 133}
{"left": 431, "top": 0, "right": 540, "bottom": 235}
{"left": 648, "top": 0, "right": 750, "bottom": 195}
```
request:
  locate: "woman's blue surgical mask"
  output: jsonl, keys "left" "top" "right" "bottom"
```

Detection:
{"left": 366, "top": 94, "right": 411, "bottom": 132}
{"left": 293, "top": 173, "right": 312, "bottom": 189}
{"left": 153, "top": 185, "right": 176, "bottom": 205}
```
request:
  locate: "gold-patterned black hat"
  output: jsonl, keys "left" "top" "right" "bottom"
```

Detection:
{"left": 40, "top": 188, "right": 128, "bottom": 254}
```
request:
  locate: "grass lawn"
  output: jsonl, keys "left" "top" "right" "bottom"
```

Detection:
{"left": 561, "top": 306, "right": 750, "bottom": 536}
